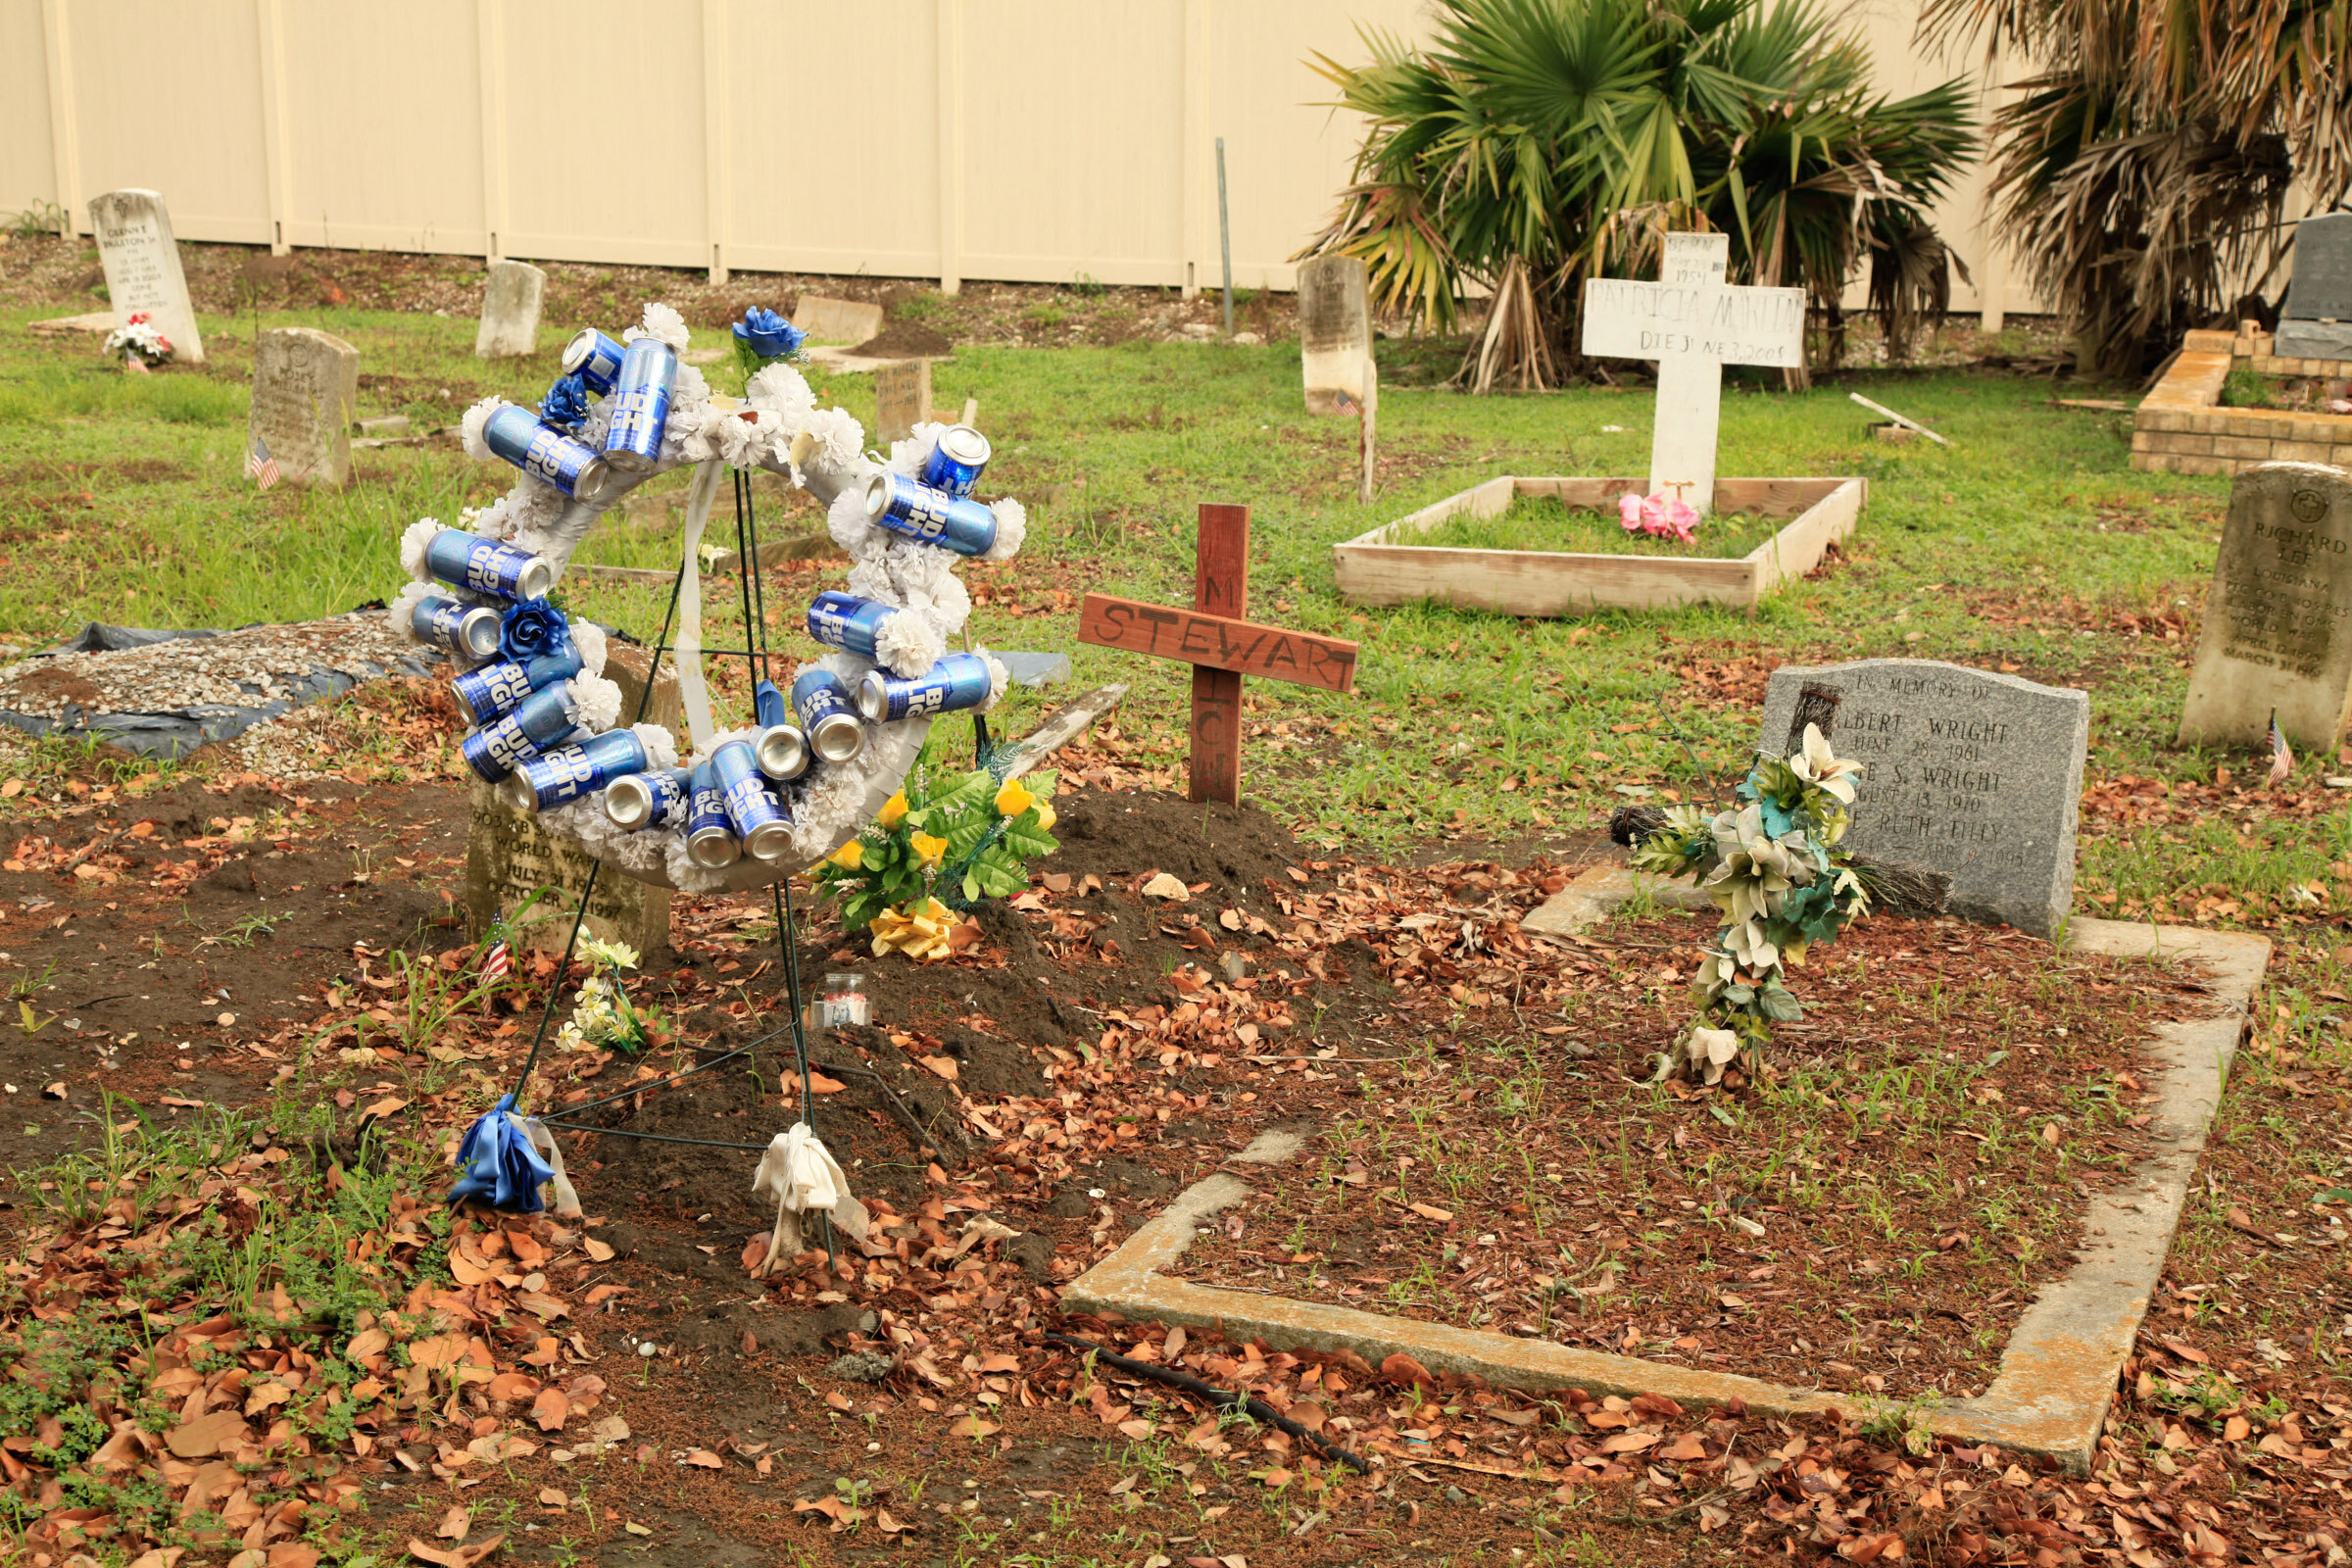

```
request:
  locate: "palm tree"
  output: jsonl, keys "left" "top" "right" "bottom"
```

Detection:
{"left": 1923, "top": 0, "right": 2352, "bottom": 377}
{"left": 1303, "top": 0, "right": 1977, "bottom": 390}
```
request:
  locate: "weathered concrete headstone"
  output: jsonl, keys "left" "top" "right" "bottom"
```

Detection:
{"left": 2178, "top": 462, "right": 2352, "bottom": 750}
{"left": 466, "top": 644, "right": 679, "bottom": 956}
{"left": 874, "top": 358, "right": 932, "bottom": 444}
{"left": 87, "top": 189, "right": 204, "bottom": 366}
{"left": 1298, "top": 255, "right": 1372, "bottom": 416}
{"left": 1580, "top": 231, "right": 1807, "bottom": 514}
{"left": 1758, "top": 660, "right": 2087, "bottom": 936}
{"left": 791, "top": 295, "right": 885, "bottom": 345}
{"left": 2277, "top": 214, "right": 2352, "bottom": 361}
{"left": 474, "top": 260, "right": 547, "bottom": 358}
{"left": 249, "top": 327, "right": 360, "bottom": 488}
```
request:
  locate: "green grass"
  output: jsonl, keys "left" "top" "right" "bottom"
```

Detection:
{"left": 0, "top": 289, "right": 2335, "bottom": 928}
{"left": 1415, "top": 495, "right": 1785, "bottom": 558}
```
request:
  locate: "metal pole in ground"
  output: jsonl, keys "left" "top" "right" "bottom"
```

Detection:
{"left": 1216, "top": 136, "right": 1233, "bottom": 338}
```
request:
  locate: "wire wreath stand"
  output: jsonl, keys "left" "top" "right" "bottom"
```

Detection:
{"left": 492, "top": 466, "right": 842, "bottom": 1267}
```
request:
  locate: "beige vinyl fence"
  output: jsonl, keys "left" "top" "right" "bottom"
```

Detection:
{"left": 2, "top": 0, "right": 2033, "bottom": 318}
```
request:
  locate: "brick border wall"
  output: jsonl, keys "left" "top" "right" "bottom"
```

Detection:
{"left": 2132, "top": 331, "right": 2352, "bottom": 476}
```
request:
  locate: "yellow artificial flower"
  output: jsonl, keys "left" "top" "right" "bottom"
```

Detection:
{"left": 826, "top": 839, "right": 863, "bottom": 871}
{"left": 868, "top": 897, "right": 956, "bottom": 962}
{"left": 994, "top": 777, "right": 1035, "bottom": 818}
{"left": 910, "top": 830, "right": 949, "bottom": 870}
{"left": 1033, "top": 801, "right": 1055, "bottom": 832}
{"left": 877, "top": 790, "right": 909, "bottom": 829}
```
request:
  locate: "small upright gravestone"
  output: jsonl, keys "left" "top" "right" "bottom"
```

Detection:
{"left": 873, "top": 358, "right": 932, "bottom": 444}
{"left": 87, "top": 189, "right": 204, "bottom": 366}
{"left": 1757, "top": 660, "right": 2088, "bottom": 937}
{"left": 2275, "top": 214, "right": 2352, "bottom": 361}
{"left": 474, "top": 260, "right": 547, "bottom": 358}
{"left": 2178, "top": 463, "right": 2352, "bottom": 750}
{"left": 250, "top": 327, "right": 360, "bottom": 487}
{"left": 792, "top": 295, "right": 885, "bottom": 345}
{"left": 1580, "top": 231, "right": 1807, "bottom": 514}
{"left": 1298, "top": 255, "right": 1372, "bottom": 416}
{"left": 466, "top": 645, "right": 678, "bottom": 956}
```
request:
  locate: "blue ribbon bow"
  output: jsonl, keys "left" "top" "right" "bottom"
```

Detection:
{"left": 540, "top": 373, "right": 591, "bottom": 429}
{"left": 448, "top": 1094, "right": 556, "bottom": 1212}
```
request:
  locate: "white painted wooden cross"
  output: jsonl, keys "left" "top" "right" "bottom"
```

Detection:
{"left": 1579, "top": 232, "right": 1807, "bottom": 514}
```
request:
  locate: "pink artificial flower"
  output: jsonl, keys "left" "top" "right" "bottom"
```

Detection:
{"left": 1655, "top": 497, "right": 1700, "bottom": 542}
{"left": 1617, "top": 493, "right": 1646, "bottom": 532}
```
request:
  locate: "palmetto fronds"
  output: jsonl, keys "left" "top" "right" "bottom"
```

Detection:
{"left": 1925, "top": 0, "right": 2352, "bottom": 375}
{"left": 1301, "top": 0, "right": 1976, "bottom": 388}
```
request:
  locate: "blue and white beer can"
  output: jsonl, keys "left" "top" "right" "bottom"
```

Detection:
{"left": 862, "top": 471, "right": 998, "bottom": 557}
{"left": 790, "top": 666, "right": 866, "bottom": 763}
{"left": 500, "top": 728, "right": 652, "bottom": 813}
{"left": 562, "top": 328, "right": 627, "bottom": 395}
{"left": 920, "top": 424, "right": 993, "bottom": 499}
{"left": 462, "top": 684, "right": 580, "bottom": 783}
{"left": 412, "top": 595, "right": 505, "bottom": 660}
{"left": 600, "top": 336, "right": 677, "bottom": 473}
{"left": 711, "top": 739, "right": 793, "bottom": 862}
{"left": 452, "top": 645, "right": 586, "bottom": 726}
{"left": 804, "top": 591, "right": 893, "bottom": 662}
{"left": 604, "top": 766, "right": 690, "bottom": 831}
{"left": 482, "top": 405, "right": 615, "bottom": 503}
{"left": 755, "top": 723, "right": 809, "bottom": 781}
{"left": 424, "top": 528, "right": 557, "bottom": 604}
{"left": 685, "top": 759, "right": 741, "bottom": 869}
{"left": 856, "top": 652, "right": 993, "bottom": 723}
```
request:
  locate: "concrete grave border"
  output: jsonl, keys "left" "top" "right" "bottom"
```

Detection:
{"left": 1065, "top": 862, "right": 2270, "bottom": 1473}
{"left": 2132, "top": 326, "right": 2352, "bottom": 477}
{"left": 1332, "top": 475, "right": 1864, "bottom": 618}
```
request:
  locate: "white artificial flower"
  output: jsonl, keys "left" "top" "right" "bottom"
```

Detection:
{"left": 1791, "top": 723, "right": 1864, "bottom": 803}
{"left": 1726, "top": 918, "right": 1779, "bottom": 973}
{"left": 712, "top": 406, "right": 779, "bottom": 468}
{"left": 746, "top": 364, "right": 816, "bottom": 421}
{"left": 580, "top": 938, "right": 640, "bottom": 970}
{"left": 630, "top": 302, "right": 690, "bottom": 352}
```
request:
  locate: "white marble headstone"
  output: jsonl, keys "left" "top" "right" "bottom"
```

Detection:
{"left": 475, "top": 260, "right": 547, "bottom": 359}
{"left": 87, "top": 189, "right": 204, "bottom": 366}
{"left": 250, "top": 327, "right": 360, "bottom": 488}
{"left": 2178, "top": 462, "right": 2352, "bottom": 750}
{"left": 1298, "top": 255, "right": 1373, "bottom": 416}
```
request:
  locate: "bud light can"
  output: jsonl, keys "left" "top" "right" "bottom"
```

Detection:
{"left": 501, "top": 728, "right": 653, "bottom": 813}
{"left": 920, "top": 424, "right": 993, "bottom": 499}
{"left": 862, "top": 471, "right": 998, "bottom": 558}
{"left": 805, "top": 590, "right": 895, "bottom": 662}
{"left": 756, "top": 722, "right": 809, "bottom": 782}
{"left": 483, "top": 404, "right": 615, "bottom": 504}
{"left": 856, "top": 652, "right": 994, "bottom": 723}
{"left": 424, "top": 528, "right": 557, "bottom": 603}
{"left": 453, "top": 644, "right": 587, "bottom": 726}
{"left": 791, "top": 667, "right": 865, "bottom": 763}
{"left": 605, "top": 766, "right": 690, "bottom": 831}
{"left": 754, "top": 678, "right": 789, "bottom": 729}
{"left": 600, "top": 336, "right": 677, "bottom": 473}
{"left": 463, "top": 683, "right": 581, "bottom": 783}
{"left": 685, "top": 759, "right": 741, "bottom": 868}
{"left": 413, "top": 595, "right": 505, "bottom": 660}
{"left": 562, "top": 328, "right": 627, "bottom": 395}
{"left": 711, "top": 739, "right": 793, "bottom": 862}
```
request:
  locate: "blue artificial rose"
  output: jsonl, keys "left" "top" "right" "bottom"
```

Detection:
{"left": 540, "top": 372, "right": 591, "bottom": 429}
{"left": 501, "top": 599, "right": 570, "bottom": 662}
{"left": 732, "top": 305, "right": 806, "bottom": 362}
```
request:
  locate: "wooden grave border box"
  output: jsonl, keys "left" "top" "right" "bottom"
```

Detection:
{"left": 1333, "top": 473, "right": 1866, "bottom": 617}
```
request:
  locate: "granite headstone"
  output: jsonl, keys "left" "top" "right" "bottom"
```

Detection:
{"left": 2277, "top": 213, "right": 2352, "bottom": 361}
{"left": 874, "top": 358, "right": 932, "bottom": 444}
{"left": 1757, "top": 659, "right": 2088, "bottom": 937}
{"left": 465, "top": 644, "right": 678, "bottom": 956}
{"left": 87, "top": 189, "right": 204, "bottom": 366}
{"left": 249, "top": 327, "right": 360, "bottom": 488}
{"left": 2178, "top": 462, "right": 2352, "bottom": 750}
{"left": 474, "top": 260, "right": 547, "bottom": 358}
{"left": 1298, "top": 254, "right": 1372, "bottom": 416}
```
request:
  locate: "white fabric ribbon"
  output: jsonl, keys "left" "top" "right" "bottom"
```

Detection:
{"left": 515, "top": 1115, "right": 581, "bottom": 1218}
{"left": 672, "top": 459, "right": 723, "bottom": 752}
{"left": 750, "top": 1123, "right": 863, "bottom": 1276}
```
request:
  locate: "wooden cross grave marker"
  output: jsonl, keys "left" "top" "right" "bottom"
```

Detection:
{"left": 1076, "top": 503, "right": 1359, "bottom": 806}
{"left": 1579, "top": 231, "right": 1807, "bottom": 514}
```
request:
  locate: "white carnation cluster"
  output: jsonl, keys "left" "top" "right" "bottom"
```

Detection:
{"left": 392, "top": 300, "right": 1026, "bottom": 896}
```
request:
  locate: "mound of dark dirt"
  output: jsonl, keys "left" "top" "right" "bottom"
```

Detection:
{"left": 848, "top": 322, "right": 955, "bottom": 359}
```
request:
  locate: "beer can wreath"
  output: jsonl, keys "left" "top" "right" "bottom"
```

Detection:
{"left": 383, "top": 301, "right": 1028, "bottom": 893}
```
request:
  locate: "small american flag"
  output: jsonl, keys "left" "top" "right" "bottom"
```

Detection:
{"left": 2268, "top": 709, "right": 2294, "bottom": 786}
{"left": 479, "top": 940, "right": 511, "bottom": 984}
{"left": 246, "top": 433, "right": 280, "bottom": 491}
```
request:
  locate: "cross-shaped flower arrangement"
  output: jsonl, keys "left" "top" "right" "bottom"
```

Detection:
{"left": 1629, "top": 725, "right": 1871, "bottom": 1085}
